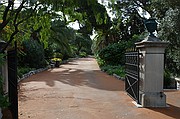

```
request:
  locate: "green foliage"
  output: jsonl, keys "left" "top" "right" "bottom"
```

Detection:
{"left": 50, "top": 20, "right": 75, "bottom": 58}
{"left": 158, "top": 8, "right": 180, "bottom": 77}
{"left": 0, "top": 92, "right": 9, "bottom": 109}
{"left": 0, "top": 54, "right": 9, "bottom": 108}
{"left": 96, "top": 34, "right": 141, "bottom": 67}
{"left": 51, "top": 52, "right": 63, "bottom": 62}
{"left": 44, "top": 43, "right": 54, "bottom": 59}
{"left": 92, "top": 31, "right": 106, "bottom": 53}
{"left": 51, "top": 58, "right": 62, "bottom": 62}
{"left": 1, "top": 1, "right": 47, "bottom": 51}
{"left": 17, "top": 67, "right": 35, "bottom": 78}
{"left": 106, "top": 0, "right": 180, "bottom": 77}
{"left": 101, "top": 65, "right": 125, "bottom": 78}
{"left": 53, "top": 52, "right": 63, "bottom": 59}
{"left": 95, "top": 54, "right": 105, "bottom": 67}
{"left": 12, "top": 9, "right": 52, "bottom": 47}
{"left": 98, "top": 42, "right": 130, "bottom": 66}
{"left": 20, "top": 40, "right": 47, "bottom": 68}
{"left": 72, "top": 33, "right": 92, "bottom": 56}
{"left": 164, "top": 69, "right": 172, "bottom": 88}
{"left": 79, "top": 51, "right": 87, "bottom": 58}
{"left": 108, "top": 1, "right": 145, "bottom": 40}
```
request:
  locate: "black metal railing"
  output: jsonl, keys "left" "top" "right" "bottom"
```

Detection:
{"left": 125, "top": 51, "right": 140, "bottom": 104}
{"left": 8, "top": 42, "right": 18, "bottom": 119}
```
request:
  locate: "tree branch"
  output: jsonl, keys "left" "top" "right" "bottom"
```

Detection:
{"left": 0, "top": 0, "right": 13, "bottom": 31}
{"left": 132, "top": 0, "right": 152, "bottom": 18}
{"left": 62, "top": 4, "right": 67, "bottom": 24}
{"left": 14, "top": 0, "right": 26, "bottom": 25}
{"left": 16, "top": 3, "right": 40, "bottom": 26}
{"left": 0, "top": 1, "right": 40, "bottom": 53}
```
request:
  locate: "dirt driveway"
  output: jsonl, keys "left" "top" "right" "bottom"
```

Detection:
{"left": 18, "top": 58, "right": 180, "bottom": 119}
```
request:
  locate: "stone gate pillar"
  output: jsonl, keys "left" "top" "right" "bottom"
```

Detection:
{"left": 135, "top": 36, "right": 168, "bottom": 107}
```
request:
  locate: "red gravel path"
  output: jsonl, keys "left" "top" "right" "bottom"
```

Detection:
{"left": 18, "top": 58, "right": 180, "bottom": 119}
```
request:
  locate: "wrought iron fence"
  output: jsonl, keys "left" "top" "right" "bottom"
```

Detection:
{"left": 8, "top": 42, "right": 18, "bottom": 119}
{"left": 125, "top": 51, "right": 140, "bottom": 104}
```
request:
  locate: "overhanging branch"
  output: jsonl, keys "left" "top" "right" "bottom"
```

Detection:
{"left": 132, "top": 0, "right": 152, "bottom": 18}
{"left": 0, "top": 1, "right": 41, "bottom": 53}
{"left": 0, "top": 0, "right": 13, "bottom": 31}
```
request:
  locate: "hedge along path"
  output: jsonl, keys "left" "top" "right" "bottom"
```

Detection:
{"left": 18, "top": 58, "right": 180, "bottom": 119}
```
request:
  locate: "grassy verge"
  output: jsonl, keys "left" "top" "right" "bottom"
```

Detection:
{"left": 100, "top": 65, "right": 125, "bottom": 79}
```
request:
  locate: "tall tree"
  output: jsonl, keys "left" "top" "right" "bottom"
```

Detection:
{"left": 49, "top": 20, "right": 75, "bottom": 57}
{"left": 0, "top": 0, "right": 41, "bottom": 52}
{"left": 158, "top": 0, "right": 180, "bottom": 76}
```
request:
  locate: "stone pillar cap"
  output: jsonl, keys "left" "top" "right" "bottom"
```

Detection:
{"left": 175, "top": 77, "right": 180, "bottom": 82}
{"left": 135, "top": 36, "right": 169, "bottom": 48}
{"left": 143, "top": 36, "right": 160, "bottom": 42}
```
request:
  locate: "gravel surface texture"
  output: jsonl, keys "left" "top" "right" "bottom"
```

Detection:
{"left": 18, "top": 58, "right": 180, "bottom": 119}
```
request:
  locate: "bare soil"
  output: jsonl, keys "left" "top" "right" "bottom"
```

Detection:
{"left": 18, "top": 58, "right": 180, "bottom": 119}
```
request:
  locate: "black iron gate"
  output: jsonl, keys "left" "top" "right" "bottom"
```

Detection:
{"left": 7, "top": 42, "right": 18, "bottom": 119}
{"left": 125, "top": 51, "right": 140, "bottom": 104}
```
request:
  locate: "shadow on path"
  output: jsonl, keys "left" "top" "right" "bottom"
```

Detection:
{"left": 19, "top": 58, "right": 124, "bottom": 91}
{"left": 18, "top": 58, "right": 180, "bottom": 119}
{"left": 148, "top": 104, "right": 180, "bottom": 119}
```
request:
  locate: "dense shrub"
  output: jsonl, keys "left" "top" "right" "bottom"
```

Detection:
{"left": 19, "top": 40, "right": 47, "bottom": 68}
{"left": 165, "top": 51, "right": 180, "bottom": 77}
{"left": 95, "top": 54, "right": 105, "bottom": 67}
{"left": 44, "top": 45, "right": 54, "bottom": 60}
{"left": 53, "top": 52, "right": 63, "bottom": 59}
{"left": 98, "top": 42, "right": 130, "bottom": 66}
{"left": 101, "top": 65, "right": 125, "bottom": 78}
{"left": 79, "top": 51, "right": 87, "bottom": 58}
{"left": 164, "top": 69, "right": 171, "bottom": 87}
{"left": 96, "top": 35, "right": 142, "bottom": 78}
{"left": 163, "top": 69, "right": 177, "bottom": 89}
{"left": 17, "top": 67, "right": 36, "bottom": 78}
